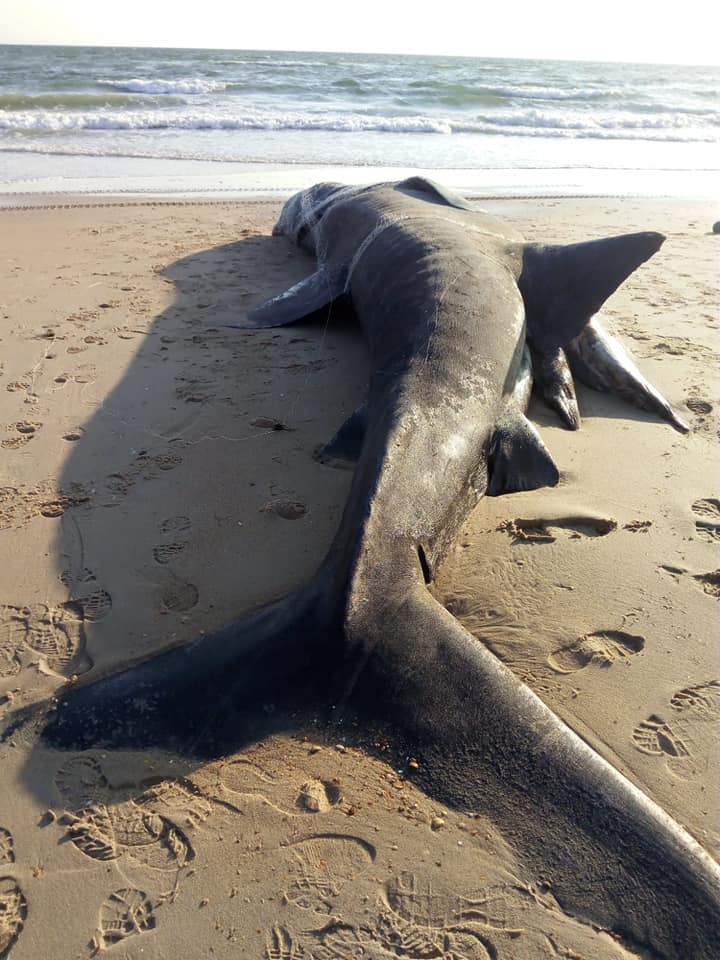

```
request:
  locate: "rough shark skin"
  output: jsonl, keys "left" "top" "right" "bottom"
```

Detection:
{"left": 24, "top": 179, "right": 716, "bottom": 957}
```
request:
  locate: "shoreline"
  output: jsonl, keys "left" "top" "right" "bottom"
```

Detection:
{"left": 0, "top": 196, "right": 717, "bottom": 959}
{"left": 2, "top": 155, "right": 719, "bottom": 207}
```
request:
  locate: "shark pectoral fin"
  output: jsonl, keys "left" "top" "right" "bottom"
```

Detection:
{"left": 314, "top": 403, "right": 367, "bottom": 468}
{"left": 242, "top": 266, "right": 348, "bottom": 328}
{"left": 487, "top": 414, "right": 559, "bottom": 496}
{"left": 395, "top": 176, "right": 474, "bottom": 211}
{"left": 529, "top": 344, "right": 581, "bottom": 430}
{"left": 567, "top": 316, "right": 690, "bottom": 433}
{"left": 519, "top": 231, "right": 665, "bottom": 351}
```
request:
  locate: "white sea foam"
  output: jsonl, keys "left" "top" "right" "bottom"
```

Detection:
{"left": 1, "top": 108, "right": 716, "bottom": 142}
{"left": 484, "top": 85, "right": 618, "bottom": 101}
{"left": 97, "top": 78, "right": 226, "bottom": 94}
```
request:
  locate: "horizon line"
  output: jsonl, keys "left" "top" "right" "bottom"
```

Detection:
{"left": 0, "top": 40, "right": 718, "bottom": 69}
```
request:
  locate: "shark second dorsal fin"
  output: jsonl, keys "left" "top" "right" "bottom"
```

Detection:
{"left": 487, "top": 413, "right": 559, "bottom": 496}
{"left": 241, "top": 266, "right": 348, "bottom": 328}
{"left": 519, "top": 232, "right": 665, "bottom": 351}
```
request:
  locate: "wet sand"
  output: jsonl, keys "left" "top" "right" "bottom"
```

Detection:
{"left": 0, "top": 196, "right": 717, "bottom": 959}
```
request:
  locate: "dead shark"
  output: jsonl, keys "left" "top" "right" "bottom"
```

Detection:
{"left": 31, "top": 178, "right": 716, "bottom": 958}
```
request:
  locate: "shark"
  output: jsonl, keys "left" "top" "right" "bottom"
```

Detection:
{"left": 29, "top": 177, "right": 717, "bottom": 958}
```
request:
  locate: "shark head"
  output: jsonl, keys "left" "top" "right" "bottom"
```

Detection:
{"left": 273, "top": 182, "right": 349, "bottom": 254}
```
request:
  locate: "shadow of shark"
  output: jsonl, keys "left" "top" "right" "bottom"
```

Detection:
{"left": 19, "top": 178, "right": 717, "bottom": 958}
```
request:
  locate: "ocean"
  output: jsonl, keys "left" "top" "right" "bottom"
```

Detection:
{"left": 0, "top": 44, "right": 718, "bottom": 201}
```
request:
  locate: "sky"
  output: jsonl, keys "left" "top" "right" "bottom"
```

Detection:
{"left": 2, "top": 0, "right": 719, "bottom": 66}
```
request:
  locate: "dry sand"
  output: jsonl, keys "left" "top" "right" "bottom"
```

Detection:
{"left": 0, "top": 196, "right": 717, "bottom": 959}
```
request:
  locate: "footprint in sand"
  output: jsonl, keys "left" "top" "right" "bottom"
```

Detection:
{"left": 55, "top": 756, "right": 195, "bottom": 873}
{"left": 1, "top": 421, "right": 41, "bottom": 449}
{"left": 384, "top": 871, "right": 508, "bottom": 930}
{"left": 263, "top": 498, "right": 308, "bottom": 520}
{"left": 153, "top": 514, "right": 192, "bottom": 565}
{"left": 296, "top": 779, "right": 342, "bottom": 814}
{"left": 686, "top": 397, "right": 713, "bottom": 418}
{"left": 283, "top": 834, "right": 376, "bottom": 914}
{"left": 499, "top": 516, "right": 616, "bottom": 544}
{"left": 659, "top": 562, "right": 720, "bottom": 599}
{"left": 92, "top": 888, "right": 156, "bottom": 952}
{"left": 548, "top": 630, "right": 645, "bottom": 674}
{"left": 0, "top": 827, "right": 25, "bottom": 953}
{"left": 0, "top": 827, "right": 14, "bottom": 866}
{"left": 158, "top": 515, "right": 192, "bottom": 535}
{"left": 54, "top": 755, "right": 112, "bottom": 808}
{"left": 0, "top": 640, "right": 22, "bottom": 679}
{"left": 0, "top": 602, "right": 95, "bottom": 676}
{"left": 632, "top": 680, "right": 720, "bottom": 763}
{"left": 159, "top": 579, "right": 199, "bottom": 613}
{"left": 299, "top": 908, "right": 495, "bottom": 960}
{"left": 692, "top": 570, "right": 720, "bottom": 599}
{"left": 0, "top": 875, "right": 27, "bottom": 956}
{"left": 692, "top": 497, "right": 720, "bottom": 543}
{"left": 152, "top": 541, "right": 189, "bottom": 565}
{"left": 61, "top": 803, "right": 194, "bottom": 871}
{"left": 99, "top": 452, "right": 184, "bottom": 507}
{"left": 266, "top": 926, "right": 303, "bottom": 960}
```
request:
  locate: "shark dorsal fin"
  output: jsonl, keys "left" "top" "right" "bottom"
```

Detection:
{"left": 519, "top": 232, "right": 665, "bottom": 351}
{"left": 394, "top": 177, "right": 474, "bottom": 211}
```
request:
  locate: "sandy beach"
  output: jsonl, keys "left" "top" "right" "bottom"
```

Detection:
{"left": 0, "top": 195, "right": 717, "bottom": 959}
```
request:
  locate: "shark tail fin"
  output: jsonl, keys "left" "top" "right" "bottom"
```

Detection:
{"left": 519, "top": 231, "right": 664, "bottom": 351}
{"left": 519, "top": 231, "right": 687, "bottom": 433}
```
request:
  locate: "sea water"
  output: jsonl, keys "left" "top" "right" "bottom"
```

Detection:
{"left": 0, "top": 45, "right": 718, "bottom": 200}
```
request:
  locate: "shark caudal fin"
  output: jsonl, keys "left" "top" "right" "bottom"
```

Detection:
{"left": 518, "top": 232, "right": 687, "bottom": 433}
{"left": 519, "top": 232, "right": 665, "bottom": 351}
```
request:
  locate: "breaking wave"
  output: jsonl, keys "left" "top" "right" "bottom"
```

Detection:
{"left": 1, "top": 108, "right": 717, "bottom": 142}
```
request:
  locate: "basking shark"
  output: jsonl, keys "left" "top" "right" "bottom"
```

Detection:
{"left": 26, "top": 178, "right": 717, "bottom": 956}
